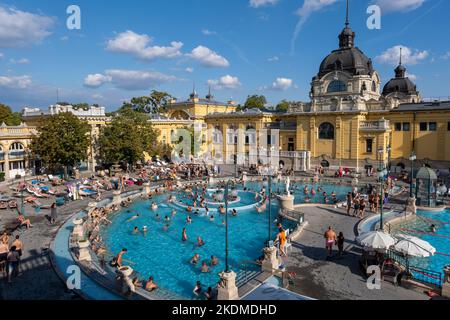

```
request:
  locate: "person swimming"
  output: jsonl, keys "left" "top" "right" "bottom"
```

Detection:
{"left": 186, "top": 216, "right": 192, "bottom": 224}
{"left": 164, "top": 216, "right": 171, "bottom": 222}
{"left": 201, "top": 261, "right": 210, "bottom": 273}
{"left": 132, "top": 226, "right": 139, "bottom": 234}
{"left": 171, "top": 209, "right": 177, "bottom": 217}
{"left": 155, "top": 214, "right": 161, "bottom": 222}
{"left": 182, "top": 228, "right": 188, "bottom": 242}
{"left": 197, "top": 237, "right": 205, "bottom": 247}
{"left": 210, "top": 255, "right": 219, "bottom": 266}
{"left": 126, "top": 214, "right": 140, "bottom": 222}
{"left": 231, "top": 209, "right": 237, "bottom": 217}
{"left": 210, "top": 215, "right": 215, "bottom": 222}
{"left": 190, "top": 253, "right": 200, "bottom": 264}
{"left": 430, "top": 224, "right": 437, "bottom": 233}
{"left": 151, "top": 202, "right": 158, "bottom": 211}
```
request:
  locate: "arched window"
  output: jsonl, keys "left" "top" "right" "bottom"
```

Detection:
{"left": 372, "top": 81, "right": 377, "bottom": 92}
{"left": 327, "top": 80, "right": 347, "bottom": 93}
{"left": 318, "top": 123, "right": 335, "bottom": 140}
{"left": 9, "top": 142, "right": 24, "bottom": 151}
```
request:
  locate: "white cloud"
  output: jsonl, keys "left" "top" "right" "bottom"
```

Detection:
{"left": 202, "top": 29, "right": 217, "bottom": 36}
{"left": 271, "top": 77, "right": 293, "bottom": 90}
{"left": 373, "top": 0, "right": 425, "bottom": 13}
{"left": 268, "top": 56, "right": 279, "bottom": 62}
{"left": 0, "top": 75, "right": 32, "bottom": 89}
{"left": 10, "top": 58, "right": 30, "bottom": 64}
{"left": 187, "top": 46, "right": 229, "bottom": 68}
{"left": 291, "top": 0, "right": 338, "bottom": 54}
{"left": 207, "top": 75, "right": 241, "bottom": 89}
{"left": 185, "top": 67, "right": 194, "bottom": 73}
{"left": 0, "top": 6, "right": 54, "bottom": 48}
{"left": 84, "top": 74, "right": 112, "bottom": 88}
{"left": 106, "top": 30, "right": 183, "bottom": 61}
{"left": 441, "top": 52, "right": 450, "bottom": 60}
{"left": 250, "top": 0, "right": 280, "bottom": 8}
{"left": 376, "top": 45, "right": 429, "bottom": 65}
{"left": 84, "top": 69, "right": 176, "bottom": 91}
{"left": 0, "top": 53, "right": 4, "bottom": 60}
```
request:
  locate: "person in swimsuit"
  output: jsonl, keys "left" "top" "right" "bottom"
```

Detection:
{"left": 210, "top": 255, "right": 219, "bottom": 266}
{"left": 190, "top": 253, "right": 200, "bottom": 265}
{"left": 277, "top": 228, "right": 287, "bottom": 257}
{"left": 126, "top": 214, "right": 139, "bottom": 222}
{"left": 113, "top": 248, "right": 127, "bottom": 268}
{"left": 324, "top": 227, "right": 336, "bottom": 258}
{"left": 197, "top": 237, "right": 205, "bottom": 247}
{"left": 145, "top": 276, "right": 158, "bottom": 291}
{"left": 0, "top": 241, "right": 9, "bottom": 277}
{"left": 11, "top": 235, "right": 23, "bottom": 258}
{"left": 337, "top": 232, "right": 345, "bottom": 256}
{"left": 182, "top": 228, "right": 188, "bottom": 242}
{"left": 201, "top": 261, "right": 210, "bottom": 273}
{"left": 193, "top": 281, "right": 202, "bottom": 297}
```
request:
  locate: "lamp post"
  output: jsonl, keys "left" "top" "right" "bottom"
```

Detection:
{"left": 224, "top": 181, "right": 230, "bottom": 273}
{"left": 377, "top": 147, "right": 386, "bottom": 231}
{"left": 266, "top": 166, "right": 275, "bottom": 246}
{"left": 386, "top": 145, "right": 392, "bottom": 176}
{"left": 409, "top": 152, "right": 416, "bottom": 198}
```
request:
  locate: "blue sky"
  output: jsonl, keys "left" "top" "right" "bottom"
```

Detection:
{"left": 0, "top": 0, "right": 449, "bottom": 111}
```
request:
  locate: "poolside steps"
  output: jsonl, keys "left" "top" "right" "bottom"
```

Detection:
{"left": 238, "top": 271, "right": 273, "bottom": 299}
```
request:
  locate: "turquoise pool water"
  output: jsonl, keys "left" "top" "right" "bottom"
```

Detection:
{"left": 101, "top": 182, "right": 351, "bottom": 299}
{"left": 392, "top": 209, "right": 450, "bottom": 277}
{"left": 244, "top": 180, "right": 352, "bottom": 205}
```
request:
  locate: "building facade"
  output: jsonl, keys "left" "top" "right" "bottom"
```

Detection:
{"left": 203, "top": 13, "right": 450, "bottom": 172}
{"left": 0, "top": 124, "right": 37, "bottom": 180}
{"left": 22, "top": 104, "right": 110, "bottom": 172}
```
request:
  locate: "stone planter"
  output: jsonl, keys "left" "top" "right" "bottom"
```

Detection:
{"left": 217, "top": 271, "right": 239, "bottom": 301}
{"left": 77, "top": 240, "right": 92, "bottom": 262}
{"left": 72, "top": 218, "right": 84, "bottom": 239}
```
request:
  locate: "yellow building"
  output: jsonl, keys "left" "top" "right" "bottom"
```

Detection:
{"left": 0, "top": 123, "right": 37, "bottom": 179}
{"left": 22, "top": 104, "right": 110, "bottom": 172}
{"left": 204, "top": 13, "right": 450, "bottom": 172}
{"left": 150, "top": 89, "right": 238, "bottom": 157}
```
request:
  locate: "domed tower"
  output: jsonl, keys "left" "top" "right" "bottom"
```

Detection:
{"left": 310, "top": 0, "right": 381, "bottom": 112}
{"left": 382, "top": 48, "right": 421, "bottom": 107}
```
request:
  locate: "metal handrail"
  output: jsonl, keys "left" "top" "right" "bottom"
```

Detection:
{"left": 387, "top": 250, "right": 443, "bottom": 288}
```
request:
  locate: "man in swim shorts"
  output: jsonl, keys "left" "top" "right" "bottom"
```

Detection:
{"left": 324, "top": 226, "right": 336, "bottom": 258}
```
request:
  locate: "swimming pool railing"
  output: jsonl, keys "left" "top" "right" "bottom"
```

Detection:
{"left": 387, "top": 250, "right": 443, "bottom": 288}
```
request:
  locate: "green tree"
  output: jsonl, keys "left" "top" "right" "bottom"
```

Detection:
{"left": 244, "top": 95, "right": 267, "bottom": 109}
{"left": 0, "top": 104, "right": 22, "bottom": 126}
{"left": 119, "top": 91, "right": 173, "bottom": 114}
{"left": 30, "top": 112, "right": 91, "bottom": 178}
{"left": 98, "top": 108, "right": 171, "bottom": 166}
{"left": 276, "top": 100, "right": 290, "bottom": 112}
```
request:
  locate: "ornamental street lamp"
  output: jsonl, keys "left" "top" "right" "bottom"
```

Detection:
{"left": 409, "top": 152, "right": 417, "bottom": 198}
{"left": 266, "top": 166, "right": 276, "bottom": 246}
{"left": 377, "top": 167, "right": 388, "bottom": 231}
{"left": 377, "top": 147, "right": 387, "bottom": 231}
{"left": 224, "top": 180, "right": 230, "bottom": 273}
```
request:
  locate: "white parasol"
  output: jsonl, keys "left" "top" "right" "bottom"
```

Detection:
{"left": 356, "top": 231, "right": 397, "bottom": 250}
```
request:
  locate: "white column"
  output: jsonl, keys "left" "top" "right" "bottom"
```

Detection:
{"left": 217, "top": 271, "right": 239, "bottom": 300}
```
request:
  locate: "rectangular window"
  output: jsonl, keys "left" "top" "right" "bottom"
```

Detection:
{"left": 366, "top": 139, "right": 373, "bottom": 153}
{"left": 429, "top": 122, "right": 437, "bottom": 131}
{"left": 402, "top": 122, "right": 410, "bottom": 131}
{"left": 420, "top": 122, "right": 428, "bottom": 131}
{"left": 267, "top": 134, "right": 272, "bottom": 145}
{"left": 395, "top": 123, "right": 402, "bottom": 131}
{"left": 448, "top": 122, "right": 450, "bottom": 131}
